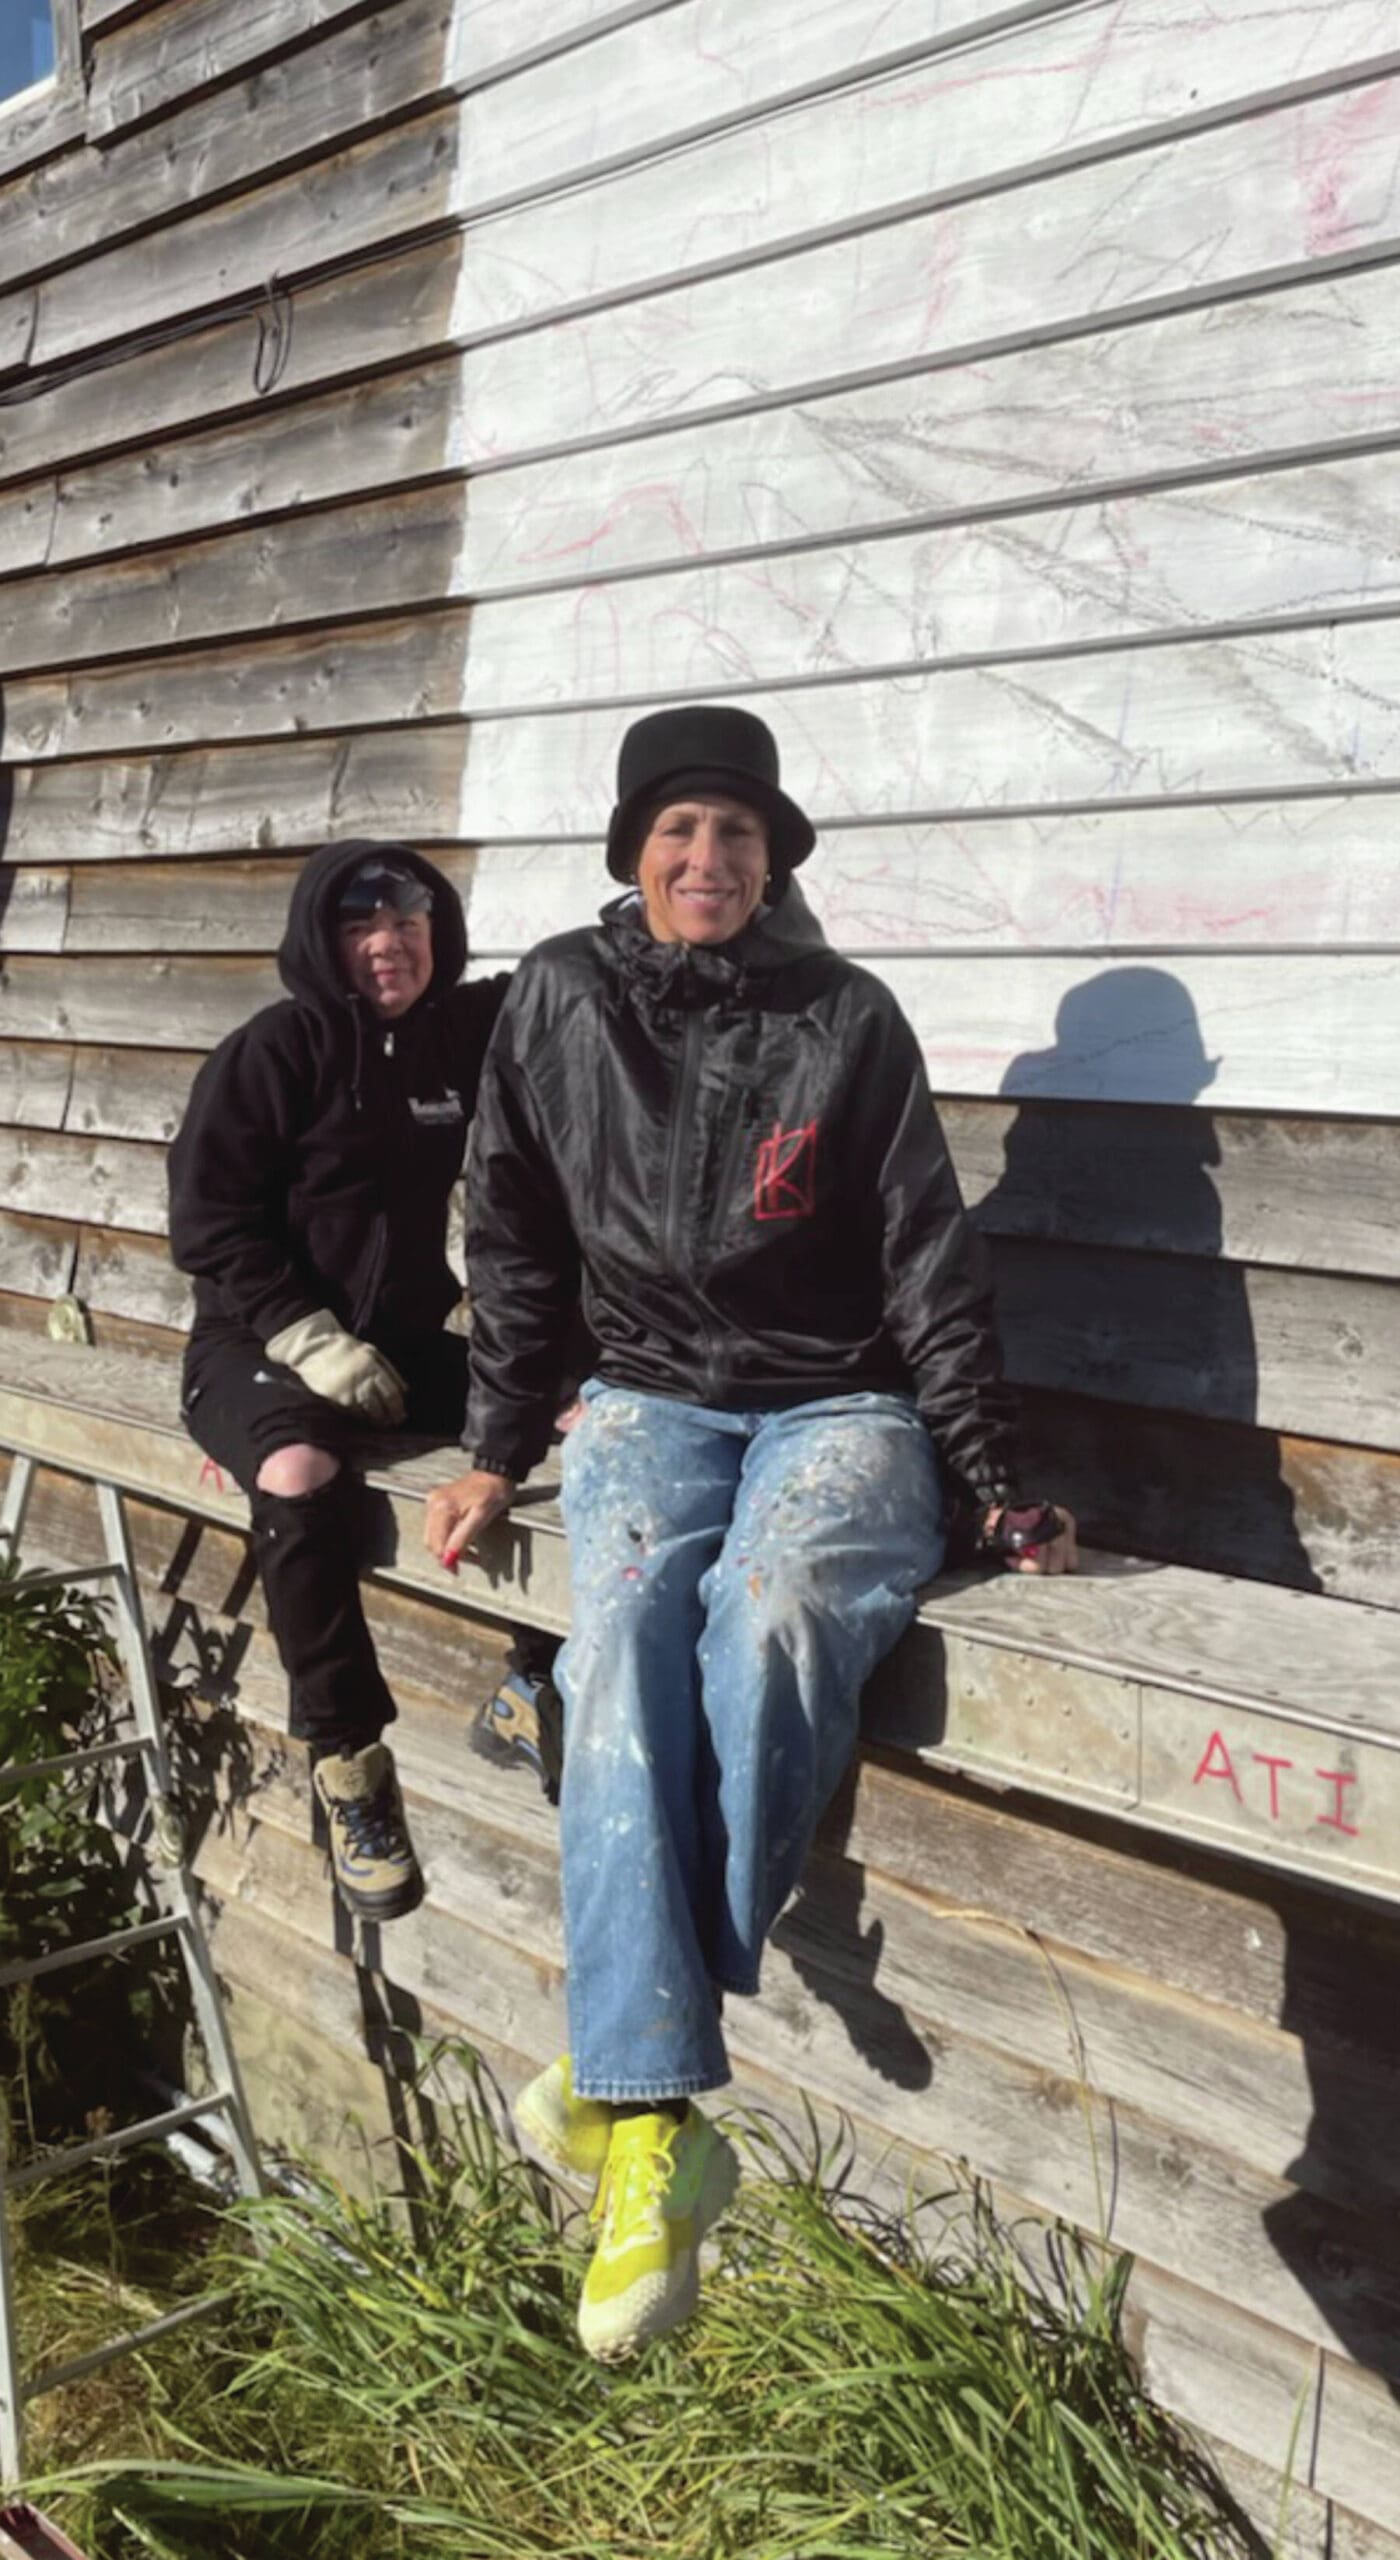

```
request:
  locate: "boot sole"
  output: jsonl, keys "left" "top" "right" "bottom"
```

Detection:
{"left": 332, "top": 1871, "right": 425, "bottom": 1922}
{"left": 584, "top": 2254, "right": 700, "bottom": 2363}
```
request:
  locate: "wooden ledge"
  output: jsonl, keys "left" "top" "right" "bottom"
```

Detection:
{"left": 4, "top": 1333, "right": 1400, "bottom": 1907}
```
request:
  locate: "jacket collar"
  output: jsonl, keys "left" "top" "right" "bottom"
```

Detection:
{"left": 601, "top": 880, "right": 828, "bottom": 1005}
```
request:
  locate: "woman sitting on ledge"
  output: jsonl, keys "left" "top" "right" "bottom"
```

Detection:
{"left": 427, "top": 703, "right": 1075, "bottom": 2361}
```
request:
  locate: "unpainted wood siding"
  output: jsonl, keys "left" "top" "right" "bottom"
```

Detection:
{"left": 0, "top": 0, "right": 490, "bottom": 1340}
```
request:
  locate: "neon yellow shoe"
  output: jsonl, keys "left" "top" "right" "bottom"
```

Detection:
{"left": 578, "top": 2107, "right": 739, "bottom": 2362}
{"left": 515, "top": 2055, "right": 613, "bottom": 2183}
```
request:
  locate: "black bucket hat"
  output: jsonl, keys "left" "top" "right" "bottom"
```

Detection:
{"left": 605, "top": 704, "right": 816, "bottom": 889}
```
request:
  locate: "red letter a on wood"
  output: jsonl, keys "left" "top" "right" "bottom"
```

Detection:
{"left": 1192, "top": 1730, "right": 1243, "bottom": 1801}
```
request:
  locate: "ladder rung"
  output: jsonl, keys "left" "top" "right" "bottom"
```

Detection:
{"left": 1, "top": 1737, "right": 145, "bottom": 1792}
{"left": 20, "top": 2288, "right": 234, "bottom": 2405}
{"left": 1, "top": 1564, "right": 119, "bottom": 1591}
{"left": 2, "top": 2094, "right": 234, "bottom": 2196}
{"left": 0, "top": 1912, "right": 182, "bottom": 1996}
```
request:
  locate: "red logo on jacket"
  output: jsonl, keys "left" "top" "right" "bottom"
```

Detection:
{"left": 754, "top": 1118, "right": 818, "bottom": 1220}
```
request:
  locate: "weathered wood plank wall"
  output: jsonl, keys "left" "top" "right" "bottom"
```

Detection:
{"left": 3, "top": 2, "right": 1400, "bottom": 2547}
{"left": 0, "top": 0, "right": 478, "bottom": 1366}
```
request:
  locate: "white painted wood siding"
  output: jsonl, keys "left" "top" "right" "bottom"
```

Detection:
{"left": 446, "top": 0, "right": 1400, "bottom": 1130}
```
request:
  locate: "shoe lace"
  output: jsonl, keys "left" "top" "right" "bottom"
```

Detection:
{"left": 591, "top": 2119, "right": 681, "bottom": 2237}
{"left": 339, "top": 1787, "right": 408, "bottom": 1861}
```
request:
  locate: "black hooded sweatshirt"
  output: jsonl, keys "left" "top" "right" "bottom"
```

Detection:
{"left": 465, "top": 889, "right": 1018, "bottom": 1502}
{"left": 168, "top": 840, "right": 507, "bottom": 1355}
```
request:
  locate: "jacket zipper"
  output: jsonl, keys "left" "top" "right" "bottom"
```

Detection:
{"left": 708, "top": 1084, "right": 754, "bottom": 1249}
{"left": 353, "top": 1213, "right": 389, "bottom": 1334}
{"left": 661, "top": 1008, "right": 703, "bottom": 1280}
{"left": 351, "top": 1028, "right": 396, "bottom": 1327}
{"left": 661, "top": 1006, "right": 729, "bottom": 1395}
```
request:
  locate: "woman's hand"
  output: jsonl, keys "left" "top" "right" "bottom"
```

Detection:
{"left": 424, "top": 1469, "right": 516, "bottom": 1572}
{"left": 982, "top": 1504, "right": 1079, "bottom": 1575}
{"left": 1021, "top": 1506, "right": 1077, "bottom": 1574}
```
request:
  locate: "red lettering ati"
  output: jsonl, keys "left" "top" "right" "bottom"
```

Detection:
{"left": 198, "top": 1457, "right": 226, "bottom": 1493}
{"left": 1192, "top": 1730, "right": 1242, "bottom": 1802}
{"left": 1315, "top": 1768, "right": 1360, "bottom": 1838}
{"left": 1251, "top": 1751, "right": 1294, "bottom": 1821}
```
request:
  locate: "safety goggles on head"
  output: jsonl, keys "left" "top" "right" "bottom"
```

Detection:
{"left": 337, "top": 860, "right": 433, "bottom": 922}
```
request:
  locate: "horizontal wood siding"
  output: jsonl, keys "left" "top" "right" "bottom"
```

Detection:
{"left": 434, "top": 0, "right": 1400, "bottom": 1614}
{"left": 2, "top": 2, "right": 1399, "bottom": 2537}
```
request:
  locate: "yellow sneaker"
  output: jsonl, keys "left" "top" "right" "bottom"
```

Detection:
{"left": 515, "top": 2055, "right": 613, "bottom": 2183}
{"left": 578, "top": 2107, "right": 739, "bottom": 2362}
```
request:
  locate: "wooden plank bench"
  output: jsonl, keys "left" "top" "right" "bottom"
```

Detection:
{"left": 4, "top": 1330, "right": 1399, "bottom": 1911}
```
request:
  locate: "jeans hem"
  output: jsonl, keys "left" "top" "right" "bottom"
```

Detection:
{"left": 574, "top": 2069, "right": 729, "bottom": 2103}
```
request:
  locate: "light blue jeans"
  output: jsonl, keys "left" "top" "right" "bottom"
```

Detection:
{"left": 556, "top": 1384, "right": 945, "bottom": 2099}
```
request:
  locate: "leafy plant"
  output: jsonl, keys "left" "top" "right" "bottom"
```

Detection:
{"left": 1, "top": 1549, "right": 116, "bottom": 1939}
{"left": 0, "top": 1541, "right": 172, "bottom": 2153}
{"left": 0, "top": 1540, "right": 115, "bottom": 1771}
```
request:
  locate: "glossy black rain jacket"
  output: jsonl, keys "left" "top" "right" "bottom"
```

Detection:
{"left": 168, "top": 840, "right": 507, "bottom": 1354}
{"left": 464, "top": 889, "right": 1018, "bottom": 1499}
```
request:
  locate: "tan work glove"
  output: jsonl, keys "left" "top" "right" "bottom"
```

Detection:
{"left": 265, "top": 1309, "right": 407, "bottom": 1426}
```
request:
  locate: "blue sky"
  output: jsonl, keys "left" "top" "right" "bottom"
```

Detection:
{"left": 0, "top": 1, "right": 56, "bottom": 102}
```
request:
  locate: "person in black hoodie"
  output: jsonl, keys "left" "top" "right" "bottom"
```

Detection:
{"left": 423, "top": 705, "right": 1077, "bottom": 2361}
{"left": 168, "top": 838, "right": 507, "bottom": 1922}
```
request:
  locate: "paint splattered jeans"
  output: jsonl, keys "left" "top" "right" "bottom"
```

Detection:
{"left": 556, "top": 1383, "right": 945, "bottom": 2100}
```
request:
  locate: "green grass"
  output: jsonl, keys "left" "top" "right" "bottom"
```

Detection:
{"left": 23, "top": 2056, "right": 1258, "bottom": 2560}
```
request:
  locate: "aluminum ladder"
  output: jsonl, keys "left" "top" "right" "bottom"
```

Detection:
{"left": 0, "top": 1455, "right": 263, "bottom": 2486}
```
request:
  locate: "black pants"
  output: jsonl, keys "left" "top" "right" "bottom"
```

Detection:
{"left": 181, "top": 1326, "right": 472, "bottom": 1753}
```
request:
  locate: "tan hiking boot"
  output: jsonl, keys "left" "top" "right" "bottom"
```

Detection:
{"left": 312, "top": 1741, "right": 423, "bottom": 1920}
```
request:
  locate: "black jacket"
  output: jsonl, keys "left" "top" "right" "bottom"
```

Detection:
{"left": 168, "top": 840, "right": 507, "bottom": 1353}
{"left": 465, "top": 890, "right": 1018, "bottom": 1500}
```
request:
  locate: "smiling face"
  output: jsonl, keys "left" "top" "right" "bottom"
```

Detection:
{"left": 337, "top": 906, "right": 434, "bottom": 1017}
{"left": 635, "top": 794, "right": 769, "bottom": 946}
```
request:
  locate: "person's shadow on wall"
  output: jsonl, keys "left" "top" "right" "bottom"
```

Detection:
{"left": 776, "top": 963, "right": 1326, "bottom": 2101}
{"left": 772, "top": 1763, "right": 934, "bottom": 2092}
{"left": 986, "top": 967, "right": 1400, "bottom": 2422}
{"left": 984, "top": 967, "right": 1322, "bottom": 1594}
